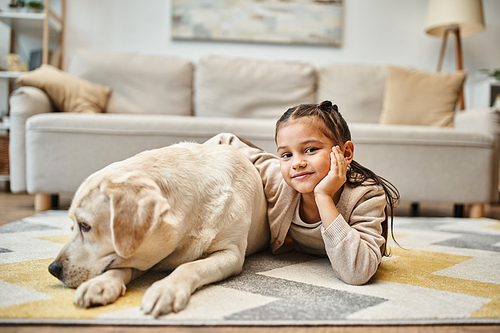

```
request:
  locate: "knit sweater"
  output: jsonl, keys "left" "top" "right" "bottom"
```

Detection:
{"left": 204, "top": 133, "right": 387, "bottom": 285}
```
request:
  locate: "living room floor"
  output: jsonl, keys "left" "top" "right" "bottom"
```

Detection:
{"left": 1, "top": 181, "right": 499, "bottom": 333}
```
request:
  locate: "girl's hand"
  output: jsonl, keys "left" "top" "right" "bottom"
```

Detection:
{"left": 314, "top": 146, "right": 347, "bottom": 198}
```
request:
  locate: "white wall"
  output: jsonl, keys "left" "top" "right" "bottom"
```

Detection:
{"left": 2, "top": 0, "right": 500, "bottom": 112}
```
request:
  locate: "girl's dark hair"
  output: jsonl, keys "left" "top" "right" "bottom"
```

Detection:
{"left": 276, "top": 100, "right": 400, "bottom": 256}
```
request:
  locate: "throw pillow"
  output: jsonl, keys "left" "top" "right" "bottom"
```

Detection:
{"left": 379, "top": 66, "right": 467, "bottom": 127}
{"left": 16, "top": 64, "right": 111, "bottom": 113}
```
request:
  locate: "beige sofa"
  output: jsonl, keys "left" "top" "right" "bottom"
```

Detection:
{"left": 9, "top": 50, "right": 500, "bottom": 216}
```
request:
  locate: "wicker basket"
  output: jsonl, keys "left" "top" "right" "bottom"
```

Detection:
{"left": 0, "top": 133, "right": 9, "bottom": 176}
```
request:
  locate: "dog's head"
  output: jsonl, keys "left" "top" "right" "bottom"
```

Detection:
{"left": 49, "top": 171, "right": 171, "bottom": 288}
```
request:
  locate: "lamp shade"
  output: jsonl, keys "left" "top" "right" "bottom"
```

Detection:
{"left": 425, "top": 0, "right": 485, "bottom": 37}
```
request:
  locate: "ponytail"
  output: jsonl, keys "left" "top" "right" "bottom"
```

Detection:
{"left": 348, "top": 161, "right": 400, "bottom": 256}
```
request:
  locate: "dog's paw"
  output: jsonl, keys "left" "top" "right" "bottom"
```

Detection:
{"left": 74, "top": 274, "right": 126, "bottom": 308}
{"left": 141, "top": 280, "right": 191, "bottom": 318}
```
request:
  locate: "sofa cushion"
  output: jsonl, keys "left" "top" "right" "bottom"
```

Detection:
{"left": 317, "top": 64, "right": 386, "bottom": 124}
{"left": 350, "top": 123, "right": 495, "bottom": 203}
{"left": 379, "top": 66, "right": 467, "bottom": 127}
{"left": 195, "top": 55, "right": 316, "bottom": 119}
{"left": 68, "top": 50, "right": 194, "bottom": 116}
{"left": 16, "top": 64, "right": 111, "bottom": 113}
{"left": 25, "top": 113, "right": 277, "bottom": 193}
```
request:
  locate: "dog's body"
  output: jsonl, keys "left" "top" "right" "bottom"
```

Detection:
{"left": 49, "top": 143, "right": 269, "bottom": 317}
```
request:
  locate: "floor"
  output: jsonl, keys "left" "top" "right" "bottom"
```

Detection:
{"left": 1, "top": 181, "right": 499, "bottom": 333}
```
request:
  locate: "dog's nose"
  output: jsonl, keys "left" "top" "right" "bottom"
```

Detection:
{"left": 48, "top": 260, "right": 63, "bottom": 279}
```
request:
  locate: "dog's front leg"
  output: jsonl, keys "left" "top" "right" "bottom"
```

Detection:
{"left": 74, "top": 268, "right": 142, "bottom": 308}
{"left": 141, "top": 249, "right": 243, "bottom": 317}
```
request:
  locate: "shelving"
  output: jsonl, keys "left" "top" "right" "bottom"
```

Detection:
{"left": 0, "top": 71, "right": 22, "bottom": 78}
{"left": 0, "top": 117, "right": 9, "bottom": 182}
{"left": 0, "top": 11, "right": 62, "bottom": 33}
{"left": 0, "top": 0, "right": 66, "bottom": 183}
{"left": 0, "top": 0, "right": 65, "bottom": 68}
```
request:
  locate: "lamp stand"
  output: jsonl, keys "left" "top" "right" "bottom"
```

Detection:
{"left": 436, "top": 26, "right": 465, "bottom": 110}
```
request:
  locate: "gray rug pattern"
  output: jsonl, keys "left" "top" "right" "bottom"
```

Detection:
{"left": 0, "top": 211, "right": 499, "bottom": 325}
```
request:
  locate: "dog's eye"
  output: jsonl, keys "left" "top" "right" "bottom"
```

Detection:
{"left": 79, "top": 222, "right": 91, "bottom": 232}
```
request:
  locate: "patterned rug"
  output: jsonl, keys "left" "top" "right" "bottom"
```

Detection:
{"left": 0, "top": 210, "right": 499, "bottom": 326}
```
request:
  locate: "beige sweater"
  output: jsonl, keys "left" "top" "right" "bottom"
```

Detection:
{"left": 205, "top": 133, "right": 387, "bottom": 285}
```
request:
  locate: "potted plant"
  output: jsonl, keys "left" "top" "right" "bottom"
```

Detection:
{"left": 26, "top": 1, "right": 43, "bottom": 12}
{"left": 480, "top": 68, "right": 500, "bottom": 81}
{"left": 8, "top": 0, "right": 24, "bottom": 11}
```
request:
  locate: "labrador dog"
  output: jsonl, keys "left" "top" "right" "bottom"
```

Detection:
{"left": 48, "top": 142, "right": 269, "bottom": 317}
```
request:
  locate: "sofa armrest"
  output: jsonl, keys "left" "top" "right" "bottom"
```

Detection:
{"left": 9, "top": 86, "right": 55, "bottom": 192}
{"left": 454, "top": 107, "right": 500, "bottom": 141}
{"left": 454, "top": 107, "right": 500, "bottom": 203}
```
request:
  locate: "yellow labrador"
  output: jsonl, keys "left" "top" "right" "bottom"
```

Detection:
{"left": 48, "top": 142, "right": 269, "bottom": 317}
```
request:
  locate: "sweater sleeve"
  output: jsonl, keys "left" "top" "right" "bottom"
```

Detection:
{"left": 320, "top": 185, "right": 386, "bottom": 285}
{"left": 205, "top": 133, "right": 300, "bottom": 252}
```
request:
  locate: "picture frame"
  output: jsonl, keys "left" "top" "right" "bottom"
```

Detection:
{"left": 171, "top": 0, "right": 343, "bottom": 46}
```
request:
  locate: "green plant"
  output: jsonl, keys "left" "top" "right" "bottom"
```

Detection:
{"left": 26, "top": 1, "right": 43, "bottom": 10}
{"left": 480, "top": 68, "right": 500, "bottom": 81}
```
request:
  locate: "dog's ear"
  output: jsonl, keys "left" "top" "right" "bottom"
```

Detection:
{"left": 100, "top": 176, "right": 170, "bottom": 258}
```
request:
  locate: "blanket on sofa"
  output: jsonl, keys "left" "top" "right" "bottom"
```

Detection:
{"left": 0, "top": 210, "right": 499, "bottom": 326}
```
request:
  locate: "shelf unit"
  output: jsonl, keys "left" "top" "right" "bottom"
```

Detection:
{"left": 0, "top": 0, "right": 66, "bottom": 75}
{"left": 0, "top": 0, "right": 66, "bottom": 183}
{"left": 0, "top": 71, "right": 23, "bottom": 79}
{"left": 0, "top": 118, "right": 9, "bottom": 182}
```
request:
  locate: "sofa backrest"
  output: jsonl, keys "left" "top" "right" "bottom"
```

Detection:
{"left": 195, "top": 55, "right": 316, "bottom": 119}
{"left": 317, "top": 64, "right": 386, "bottom": 124}
{"left": 68, "top": 50, "right": 194, "bottom": 116}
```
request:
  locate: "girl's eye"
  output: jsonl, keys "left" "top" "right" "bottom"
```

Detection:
{"left": 305, "top": 147, "right": 319, "bottom": 154}
{"left": 281, "top": 152, "right": 292, "bottom": 159}
{"left": 79, "top": 222, "right": 91, "bottom": 232}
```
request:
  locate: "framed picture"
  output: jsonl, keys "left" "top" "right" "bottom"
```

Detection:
{"left": 171, "top": 0, "right": 343, "bottom": 46}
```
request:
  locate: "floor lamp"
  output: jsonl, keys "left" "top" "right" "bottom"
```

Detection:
{"left": 425, "top": 0, "right": 485, "bottom": 111}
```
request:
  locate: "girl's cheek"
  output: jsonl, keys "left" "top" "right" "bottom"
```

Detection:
{"left": 279, "top": 162, "right": 287, "bottom": 177}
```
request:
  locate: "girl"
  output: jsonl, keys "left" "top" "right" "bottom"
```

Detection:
{"left": 205, "top": 100, "right": 399, "bottom": 285}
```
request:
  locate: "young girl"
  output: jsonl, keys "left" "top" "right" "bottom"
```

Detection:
{"left": 205, "top": 100, "right": 399, "bottom": 285}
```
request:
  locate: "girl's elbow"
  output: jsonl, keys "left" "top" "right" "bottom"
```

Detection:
{"left": 342, "top": 274, "right": 372, "bottom": 286}
{"left": 334, "top": 265, "right": 377, "bottom": 285}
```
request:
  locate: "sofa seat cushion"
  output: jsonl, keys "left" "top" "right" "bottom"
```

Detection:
{"left": 25, "top": 113, "right": 277, "bottom": 193}
{"left": 195, "top": 55, "right": 316, "bottom": 119}
{"left": 69, "top": 50, "right": 194, "bottom": 116}
{"left": 317, "top": 64, "right": 386, "bottom": 124}
{"left": 379, "top": 66, "right": 467, "bottom": 127}
{"left": 16, "top": 64, "right": 111, "bottom": 113}
{"left": 349, "top": 123, "right": 496, "bottom": 203}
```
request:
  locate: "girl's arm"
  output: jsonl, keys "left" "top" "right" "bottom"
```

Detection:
{"left": 321, "top": 186, "right": 386, "bottom": 285}
{"left": 314, "top": 146, "right": 346, "bottom": 229}
{"left": 314, "top": 143, "right": 352, "bottom": 229}
{"left": 314, "top": 146, "right": 385, "bottom": 285}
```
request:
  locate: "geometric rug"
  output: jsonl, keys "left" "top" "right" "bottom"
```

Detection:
{"left": 0, "top": 210, "right": 499, "bottom": 326}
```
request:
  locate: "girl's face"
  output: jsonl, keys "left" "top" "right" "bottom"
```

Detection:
{"left": 276, "top": 118, "right": 336, "bottom": 194}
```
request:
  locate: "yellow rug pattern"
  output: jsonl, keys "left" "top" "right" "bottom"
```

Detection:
{"left": 0, "top": 211, "right": 499, "bottom": 325}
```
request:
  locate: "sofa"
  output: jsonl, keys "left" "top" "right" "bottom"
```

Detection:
{"left": 8, "top": 50, "right": 500, "bottom": 217}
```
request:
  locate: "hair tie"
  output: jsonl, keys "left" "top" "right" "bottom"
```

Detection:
{"left": 318, "top": 100, "right": 333, "bottom": 112}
